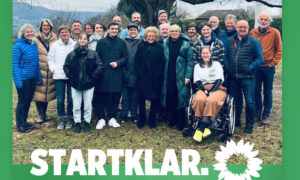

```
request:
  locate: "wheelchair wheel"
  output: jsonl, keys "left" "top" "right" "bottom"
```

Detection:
{"left": 182, "top": 128, "right": 192, "bottom": 137}
{"left": 227, "top": 95, "right": 235, "bottom": 135}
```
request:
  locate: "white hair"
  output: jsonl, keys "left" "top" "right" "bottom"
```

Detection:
{"left": 225, "top": 14, "right": 237, "bottom": 24}
{"left": 258, "top": 12, "right": 273, "bottom": 22}
{"left": 159, "top": 23, "right": 170, "bottom": 30}
{"left": 209, "top": 16, "right": 219, "bottom": 23}
{"left": 18, "top": 24, "right": 35, "bottom": 39}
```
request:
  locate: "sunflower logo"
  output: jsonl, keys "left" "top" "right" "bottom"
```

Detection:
{"left": 213, "top": 140, "right": 262, "bottom": 180}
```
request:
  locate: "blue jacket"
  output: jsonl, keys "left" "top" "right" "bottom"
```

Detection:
{"left": 220, "top": 28, "right": 237, "bottom": 50}
{"left": 13, "top": 38, "right": 42, "bottom": 88}
{"left": 120, "top": 26, "right": 145, "bottom": 39}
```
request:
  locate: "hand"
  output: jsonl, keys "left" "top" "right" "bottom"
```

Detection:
{"left": 204, "top": 90, "right": 208, "bottom": 95}
{"left": 110, "top": 62, "right": 118, "bottom": 68}
{"left": 184, "top": 78, "right": 190, "bottom": 85}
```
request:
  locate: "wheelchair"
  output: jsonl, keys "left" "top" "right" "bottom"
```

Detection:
{"left": 182, "top": 92, "right": 236, "bottom": 142}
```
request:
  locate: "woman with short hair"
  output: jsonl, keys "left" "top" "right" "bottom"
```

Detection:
{"left": 32, "top": 19, "right": 57, "bottom": 124}
{"left": 48, "top": 25, "right": 76, "bottom": 130}
{"left": 135, "top": 26, "right": 164, "bottom": 128}
{"left": 13, "top": 24, "right": 43, "bottom": 133}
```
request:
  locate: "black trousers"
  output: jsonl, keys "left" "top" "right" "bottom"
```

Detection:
{"left": 15, "top": 78, "right": 36, "bottom": 129}
{"left": 138, "top": 95, "right": 160, "bottom": 124}
{"left": 35, "top": 101, "right": 48, "bottom": 118}
{"left": 93, "top": 92, "right": 121, "bottom": 120}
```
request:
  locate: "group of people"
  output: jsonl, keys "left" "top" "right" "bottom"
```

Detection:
{"left": 13, "top": 10, "right": 282, "bottom": 143}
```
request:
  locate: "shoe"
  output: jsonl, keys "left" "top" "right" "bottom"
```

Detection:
{"left": 26, "top": 122, "right": 36, "bottom": 130}
{"left": 121, "top": 115, "right": 128, "bottom": 123}
{"left": 244, "top": 125, "right": 253, "bottom": 134}
{"left": 36, "top": 115, "right": 44, "bottom": 124}
{"left": 57, "top": 117, "right": 65, "bottom": 130}
{"left": 74, "top": 123, "right": 81, "bottom": 133}
{"left": 17, "top": 126, "right": 31, "bottom": 133}
{"left": 260, "top": 116, "right": 270, "bottom": 125}
{"left": 108, "top": 118, "right": 120, "bottom": 128}
{"left": 96, "top": 119, "right": 106, "bottom": 129}
{"left": 176, "top": 125, "right": 184, "bottom": 131}
{"left": 84, "top": 121, "right": 91, "bottom": 132}
{"left": 255, "top": 116, "right": 261, "bottom": 123}
{"left": 65, "top": 116, "right": 73, "bottom": 129}
{"left": 193, "top": 129, "right": 203, "bottom": 142}
{"left": 203, "top": 128, "right": 211, "bottom": 138}
{"left": 137, "top": 120, "right": 145, "bottom": 129}
{"left": 149, "top": 121, "right": 156, "bottom": 129}
{"left": 131, "top": 116, "right": 138, "bottom": 123}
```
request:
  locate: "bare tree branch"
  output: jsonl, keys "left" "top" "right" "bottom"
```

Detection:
{"left": 181, "top": 0, "right": 282, "bottom": 8}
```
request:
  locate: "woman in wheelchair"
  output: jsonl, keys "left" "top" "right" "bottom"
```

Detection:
{"left": 192, "top": 46, "right": 226, "bottom": 142}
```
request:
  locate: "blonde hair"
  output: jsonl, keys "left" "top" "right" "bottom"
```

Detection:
{"left": 18, "top": 24, "right": 35, "bottom": 39}
{"left": 143, "top": 26, "right": 159, "bottom": 41}
{"left": 170, "top": 24, "right": 181, "bottom": 32}
{"left": 58, "top": 25, "right": 71, "bottom": 34}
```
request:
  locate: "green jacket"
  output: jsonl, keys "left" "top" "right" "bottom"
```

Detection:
{"left": 161, "top": 33, "right": 194, "bottom": 109}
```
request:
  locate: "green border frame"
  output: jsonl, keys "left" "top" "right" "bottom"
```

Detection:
{"left": 2, "top": 0, "right": 298, "bottom": 179}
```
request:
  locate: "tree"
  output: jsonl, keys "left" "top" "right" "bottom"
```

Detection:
{"left": 117, "top": 0, "right": 282, "bottom": 26}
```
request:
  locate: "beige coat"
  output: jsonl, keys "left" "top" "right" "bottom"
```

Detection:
{"left": 33, "top": 32, "right": 57, "bottom": 102}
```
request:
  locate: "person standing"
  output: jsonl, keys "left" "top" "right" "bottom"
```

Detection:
{"left": 220, "top": 14, "right": 238, "bottom": 49}
{"left": 225, "top": 20, "right": 264, "bottom": 134}
{"left": 121, "top": 12, "right": 145, "bottom": 39}
{"left": 48, "top": 25, "right": 76, "bottom": 130}
{"left": 32, "top": 19, "right": 57, "bottom": 124}
{"left": 186, "top": 22, "right": 200, "bottom": 46}
{"left": 94, "top": 22, "right": 128, "bottom": 129}
{"left": 159, "top": 23, "right": 170, "bottom": 43}
{"left": 161, "top": 25, "right": 194, "bottom": 131}
{"left": 64, "top": 32, "right": 103, "bottom": 133}
{"left": 250, "top": 12, "right": 282, "bottom": 125}
{"left": 156, "top": 10, "right": 171, "bottom": 29}
{"left": 112, "top": 16, "right": 124, "bottom": 37}
{"left": 13, "top": 24, "right": 43, "bottom": 133}
{"left": 209, "top": 16, "right": 223, "bottom": 39}
{"left": 84, "top": 23, "right": 94, "bottom": 39}
{"left": 135, "top": 26, "right": 165, "bottom": 129}
{"left": 89, "top": 23, "right": 106, "bottom": 51}
{"left": 70, "top": 21, "right": 82, "bottom": 41}
{"left": 121, "top": 23, "right": 142, "bottom": 123}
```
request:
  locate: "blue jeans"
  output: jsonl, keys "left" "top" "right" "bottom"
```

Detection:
{"left": 71, "top": 87, "right": 94, "bottom": 123}
{"left": 121, "top": 87, "right": 138, "bottom": 117}
{"left": 255, "top": 66, "right": 275, "bottom": 117}
{"left": 228, "top": 78, "right": 255, "bottom": 126}
{"left": 55, "top": 80, "right": 72, "bottom": 117}
{"left": 15, "top": 78, "right": 36, "bottom": 129}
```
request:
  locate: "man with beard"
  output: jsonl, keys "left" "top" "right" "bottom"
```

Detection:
{"left": 121, "top": 12, "right": 145, "bottom": 39}
{"left": 225, "top": 20, "right": 264, "bottom": 134}
{"left": 159, "top": 23, "right": 170, "bottom": 42}
{"left": 209, "top": 16, "right": 223, "bottom": 39}
{"left": 94, "top": 22, "right": 128, "bottom": 130}
{"left": 71, "top": 21, "right": 82, "bottom": 41}
{"left": 249, "top": 13, "right": 282, "bottom": 125}
{"left": 113, "top": 15, "right": 124, "bottom": 37}
{"left": 186, "top": 22, "right": 200, "bottom": 46}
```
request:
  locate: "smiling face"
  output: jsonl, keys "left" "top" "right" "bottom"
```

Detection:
{"left": 159, "top": 24, "right": 170, "bottom": 38}
{"left": 201, "top": 25, "right": 212, "bottom": 38}
{"left": 85, "top": 24, "right": 94, "bottom": 35}
{"left": 108, "top": 25, "right": 119, "bottom": 37}
{"left": 237, "top": 20, "right": 249, "bottom": 38}
{"left": 225, "top": 18, "right": 236, "bottom": 32}
{"left": 95, "top": 24, "right": 104, "bottom": 35}
{"left": 71, "top": 22, "right": 82, "bottom": 35}
{"left": 258, "top": 14, "right": 271, "bottom": 28}
{"left": 113, "top": 16, "right": 122, "bottom": 26}
{"left": 158, "top": 13, "right": 168, "bottom": 24}
{"left": 24, "top": 28, "right": 34, "bottom": 40}
{"left": 187, "top": 27, "right": 196, "bottom": 38}
{"left": 170, "top": 30, "right": 180, "bottom": 41}
{"left": 128, "top": 27, "right": 138, "bottom": 38}
{"left": 59, "top": 29, "right": 70, "bottom": 42}
{"left": 209, "top": 16, "right": 219, "bottom": 29}
{"left": 78, "top": 34, "right": 88, "bottom": 47}
{"left": 201, "top": 47, "right": 212, "bottom": 64}
{"left": 131, "top": 13, "right": 141, "bottom": 25}
{"left": 41, "top": 20, "right": 51, "bottom": 34}
{"left": 146, "top": 31, "right": 156, "bottom": 43}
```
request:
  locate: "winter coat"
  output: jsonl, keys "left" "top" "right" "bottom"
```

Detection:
{"left": 95, "top": 35, "right": 128, "bottom": 93}
{"left": 161, "top": 33, "right": 194, "bottom": 109}
{"left": 32, "top": 32, "right": 57, "bottom": 102}
{"left": 135, "top": 40, "right": 165, "bottom": 100}
{"left": 192, "top": 33, "right": 225, "bottom": 66}
{"left": 213, "top": 26, "right": 224, "bottom": 39}
{"left": 188, "top": 33, "right": 201, "bottom": 46}
{"left": 13, "top": 38, "right": 42, "bottom": 88}
{"left": 64, "top": 45, "right": 103, "bottom": 90}
{"left": 156, "top": 20, "right": 171, "bottom": 29}
{"left": 220, "top": 28, "right": 237, "bottom": 50}
{"left": 48, "top": 38, "right": 76, "bottom": 79}
{"left": 88, "top": 33, "right": 103, "bottom": 51}
{"left": 249, "top": 26, "right": 282, "bottom": 67}
{"left": 225, "top": 34, "right": 264, "bottom": 79}
{"left": 123, "top": 36, "right": 143, "bottom": 88}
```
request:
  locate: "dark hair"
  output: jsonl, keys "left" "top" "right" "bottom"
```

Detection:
{"left": 107, "top": 22, "right": 119, "bottom": 29}
{"left": 186, "top": 22, "right": 197, "bottom": 31}
{"left": 93, "top": 23, "right": 107, "bottom": 32}
{"left": 72, "top": 20, "right": 82, "bottom": 25}
{"left": 78, "top": 32, "right": 88, "bottom": 39}
{"left": 131, "top": 11, "right": 141, "bottom": 18}
{"left": 199, "top": 46, "right": 213, "bottom": 68}
{"left": 199, "top": 22, "right": 213, "bottom": 31}
{"left": 39, "top": 19, "right": 53, "bottom": 32}
{"left": 84, "top": 23, "right": 93, "bottom": 31}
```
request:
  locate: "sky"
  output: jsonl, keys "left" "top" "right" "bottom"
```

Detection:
{"left": 30, "top": 0, "right": 120, "bottom": 12}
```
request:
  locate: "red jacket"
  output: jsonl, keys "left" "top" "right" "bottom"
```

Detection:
{"left": 250, "top": 26, "right": 282, "bottom": 67}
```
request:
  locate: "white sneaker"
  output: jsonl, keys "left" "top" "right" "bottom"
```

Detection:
{"left": 108, "top": 118, "right": 120, "bottom": 128}
{"left": 96, "top": 119, "right": 106, "bottom": 129}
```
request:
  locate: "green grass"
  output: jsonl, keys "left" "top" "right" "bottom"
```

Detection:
{"left": 12, "top": 63, "right": 282, "bottom": 165}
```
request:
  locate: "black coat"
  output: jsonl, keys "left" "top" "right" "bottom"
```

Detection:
{"left": 95, "top": 35, "right": 128, "bottom": 93}
{"left": 64, "top": 45, "right": 103, "bottom": 90}
{"left": 135, "top": 40, "right": 164, "bottom": 100}
{"left": 123, "top": 37, "right": 142, "bottom": 88}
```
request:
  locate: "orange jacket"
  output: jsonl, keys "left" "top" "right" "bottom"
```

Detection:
{"left": 250, "top": 26, "right": 282, "bottom": 67}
